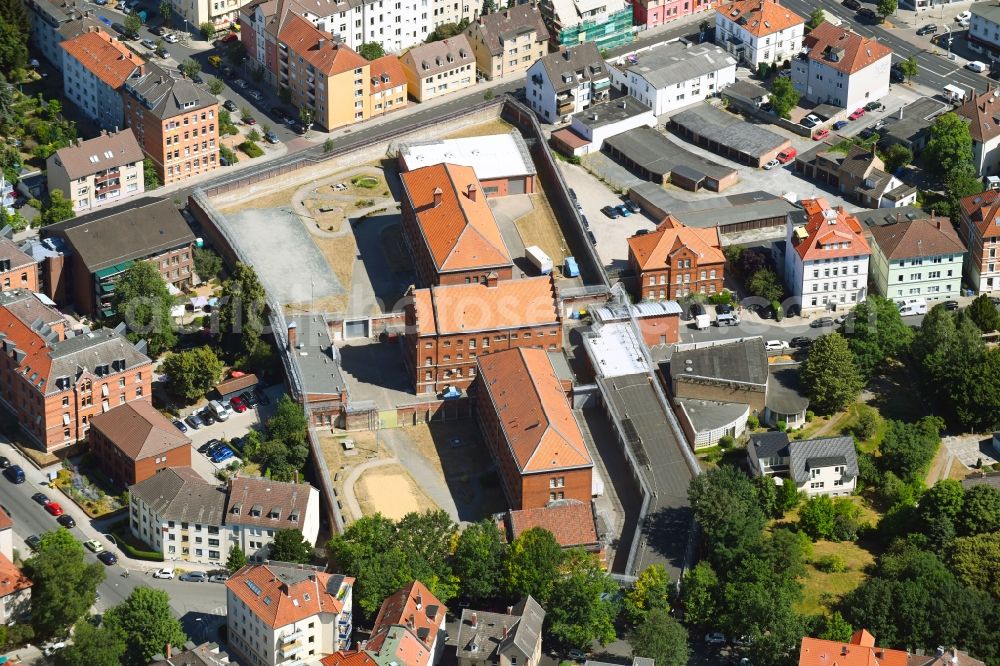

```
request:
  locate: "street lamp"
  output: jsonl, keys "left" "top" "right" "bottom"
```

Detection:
{"left": 944, "top": 25, "right": 952, "bottom": 59}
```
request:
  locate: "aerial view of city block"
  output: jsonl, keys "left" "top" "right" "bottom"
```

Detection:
{"left": 0, "top": 0, "right": 997, "bottom": 662}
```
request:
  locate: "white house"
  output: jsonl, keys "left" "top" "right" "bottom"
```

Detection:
{"left": 60, "top": 27, "right": 143, "bottom": 131}
{"left": 868, "top": 216, "right": 967, "bottom": 301}
{"left": 609, "top": 41, "right": 737, "bottom": 116}
{"left": 555, "top": 96, "right": 655, "bottom": 155}
{"left": 748, "top": 432, "right": 858, "bottom": 497}
{"left": 226, "top": 562, "right": 354, "bottom": 666}
{"left": 46, "top": 130, "right": 145, "bottom": 213}
{"left": 714, "top": 0, "right": 804, "bottom": 69}
{"left": 970, "top": 1, "right": 1000, "bottom": 52}
{"left": 784, "top": 197, "right": 871, "bottom": 313}
{"left": 526, "top": 41, "right": 610, "bottom": 123}
{"left": 791, "top": 21, "right": 892, "bottom": 110}
{"left": 955, "top": 88, "right": 1000, "bottom": 178}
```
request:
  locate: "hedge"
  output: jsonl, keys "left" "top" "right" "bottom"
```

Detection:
{"left": 239, "top": 140, "right": 263, "bottom": 158}
{"left": 110, "top": 525, "right": 164, "bottom": 562}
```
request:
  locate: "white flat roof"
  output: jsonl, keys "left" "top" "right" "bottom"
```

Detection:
{"left": 398, "top": 133, "right": 536, "bottom": 181}
{"left": 583, "top": 321, "right": 649, "bottom": 378}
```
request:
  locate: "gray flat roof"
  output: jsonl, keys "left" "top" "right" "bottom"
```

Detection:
{"left": 630, "top": 184, "right": 795, "bottom": 227}
{"left": 605, "top": 126, "right": 737, "bottom": 181}
{"left": 881, "top": 97, "right": 948, "bottom": 143}
{"left": 677, "top": 398, "right": 749, "bottom": 433}
{"left": 669, "top": 338, "right": 769, "bottom": 387}
{"left": 289, "top": 315, "right": 348, "bottom": 397}
{"left": 624, "top": 41, "right": 735, "bottom": 90}
{"left": 671, "top": 104, "right": 789, "bottom": 157}
{"left": 573, "top": 97, "right": 651, "bottom": 131}
{"left": 765, "top": 364, "right": 810, "bottom": 415}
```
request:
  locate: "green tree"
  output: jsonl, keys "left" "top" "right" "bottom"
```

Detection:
{"left": 246, "top": 128, "right": 261, "bottom": 143}
{"left": 452, "top": 519, "right": 507, "bottom": 603}
{"left": 769, "top": 76, "right": 800, "bottom": 120}
{"left": 944, "top": 163, "right": 985, "bottom": 218}
{"left": 323, "top": 137, "right": 335, "bottom": 153}
{"left": 882, "top": 143, "right": 913, "bottom": 172}
{"left": 879, "top": 417, "right": 941, "bottom": 482}
{"left": 298, "top": 106, "right": 314, "bottom": 131}
{"left": 799, "top": 495, "right": 837, "bottom": 540}
{"left": 481, "top": 0, "right": 497, "bottom": 13}
{"left": 754, "top": 474, "right": 781, "bottom": 518}
{"left": 623, "top": 564, "right": 671, "bottom": 625}
{"left": 142, "top": 158, "right": 161, "bottom": 190}
{"left": 920, "top": 479, "right": 965, "bottom": 529}
{"left": 208, "top": 77, "right": 225, "bottom": 95}
{"left": 926, "top": 112, "right": 975, "bottom": 178}
{"left": 104, "top": 587, "right": 187, "bottom": 666}
{"left": 269, "top": 528, "right": 314, "bottom": 563}
{"left": 949, "top": 532, "right": 1000, "bottom": 599}
{"left": 395, "top": 510, "right": 459, "bottom": 604}
{"left": 40, "top": 189, "right": 76, "bottom": 226}
{"left": 114, "top": 260, "right": 176, "bottom": 355}
{"left": 680, "top": 561, "right": 718, "bottom": 627}
{"left": 747, "top": 267, "right": 784, "bottom": 303}
{"left": 123, "top": 12, "right": 142, "bottom": 35}
{"left": 161, "top": 347, "right": 223, "bottom": 401}
{"left": 767, "top": 528, "right": 812, "bottom": 580}
{"left": 54, "top": 621, "right": 127, "bottom": 666}
{"left": 778, "top": 478, "right": 800, "bottom": 513}
{"left": 158, "top": 0, "right": 172, "bottom": 24}
{"left": 898, "top": 56, "right": 918, "bottom": 82}
{"left": 806, "top": 7, "right": 825, "bottom": 30}
{"left": 503, "top": 527, "right": 563, "bottom": 603}
{"left": 179, "top": 59, "right": 201, "bottom": 79}
{"left": 0, "top": 0, "right": 30, "bottom": 36}
{"left": 358, "top": 42, "right": 385, "bottom": 60}
{"left": 628, "top": 608, "right": 689, "bottom": 666}
{"left": 0, "top": 206, "right": 28, "bottom": 233}
{"left": 199, "top": 22, "right": 215, "bottom": 39}
{"left": 193, "top": 246, "right": 223, "bottom": 281}
{"left": 25, "top": 530, "right": 105, "bottom": 637}
{"left": 427, "top": 19, "right": 469, "bottom": 41}
{"left": 266, "top": 394, "right": 308, "bottom": 466}
{"left": 957, "top": 485, "right": 1000, "bottom": 536}
{"left": 800, "top": 333, "right": 863, "bottom": 413}
{"left": 968, "top": 294, "right": 1000, "bottom": 332}
{"left": 218, "top": 262, "right": 266, "bottom": 356}
{"left": 815, "top": 611, "right": 853, "bottom": 642}
{"left": 252, "top": 438, "right": 293, "bottom": 480}
{"left": 688, "top": 466, "right": 766, "bottom": 570}
{"left": 844, "top": 295, "right": 914, "bottom": 379}
{"left": 546, "top": 549, "right": 618, "bottom": 648}
{"left": 876, "top": 0, "right": 897, "bottom": 20}
{"left": 852, "top": 405, "right": 882, "bottom": 441}
{"left": 227, "top": 543, "right": 248, "bottom": 573}
{"left": 0, "top": 17, "right": 28, "bottom": 72}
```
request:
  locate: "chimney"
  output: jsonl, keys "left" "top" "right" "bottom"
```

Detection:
{"left": 408, "top": 614, "right": 415, "bottom": 629}
{"left": 287, "top": 321, "right": 298, "bottom": 350}
{"left": 318, "top": 37, "right": 325, "bottom": 48}
{"left": 506, "top": 606, "right": 513, "bottom": 615}
{"left": 467, "top": 183, "right": 478, "bottom": 201}
{"left": 486, "top": 272, "right": 498, "bottom": 288}
{"left": 416, "top": 592, "right": 423, "bottom": 610}
{"left": 502, "top": 624, "right": 508, "bottom": 639}
{"left": 433, "top": 187, "right": 443, "bottom": 207}
{"left": 471, "top": 613, "right": 478, "bottom": 628}
{"left": 895, "top": 211, "right": 900, "bottom": 224}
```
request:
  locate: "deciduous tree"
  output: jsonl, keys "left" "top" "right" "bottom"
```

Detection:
{"left": 40, "top": 189, "right": 75, "bottom": 226}
{"left": 747, "top": 268, "right": 784, "bottom": 303}
{"left": 0, "top": 17, "right": 27, "bottom": 73}
{"left": 622, "top": 564, "right": 671, "bottom": 625}
{"left": 844, "top": 295, "right": 914, "bottom": 379}
{"left": 949, "top": 532, "right": 1000, "bottom": 600}
{"left": 358, "top": 42, "right": 385, "bottom": 60}
{"left": 680, "top": 562, "right": 719, "bottom": 627}
{"left": 227, "top": 543, "right": 248, "bottom": 573}
{"left": 503, "top": 527, "right": 563, "bottom": 603}
{"left": 926, "top": 112, "right": 975, "bottom": 177}
{"left": 628, "top": 608, "right": 689, "bottom": 666}
{"left": 54, "top": 621, "right": 126, "bottom": 666}
{"left": 114, "top": 259, "right": 176, "bottom": 355}
{"left": 882, "top": 143, "right": 913, "bottom": 172}
{"left": 161, "top": 347, "right": 223, "bottom": 401}
{"left": 452, "top": 520, "right": 507, "bottom": 603}
{"left": 898, "top": 56, "right": 918, "bottom": 81}
{"left": 269, "top": 528, "right": 313, "bottom": 563}
{"left": 123, "top": 12, "right": 142, "bottom": 36}
{"left": 104, "top": 587, "right": 187, "bottom": 666}
{"left": 546, "top": 549, "right": 618, "bottom": 648}
{"left": 218, "top": 262, "right": 266, "bottom": 356}
{"left": 876, "top": 0, "right": 897, "bottom": 20}
{"left": 806, "top": 7, "right": 825, "bottom": 30}
{"left": 25, "top": 530, "right": 105, "bottom": 637}
{"left": 688, "top": 466, "right": 766, "bottom": 570}
{"left": 957, "top": 484, "right": 1000, "bottom": 536}
{"left": 967, "top": 294, "right": 1000, "bottom": 332}
{"left": 879, "top": 417, "right": 941, "bottom": 483}
{"left": 800, "top": 333, "right": 863, "bottom": 413}
{"left": 769, "top": 77, "right": 800, "bottom": 120}
{"left": 142, "top": 158, "right": 161, "bottom": 190}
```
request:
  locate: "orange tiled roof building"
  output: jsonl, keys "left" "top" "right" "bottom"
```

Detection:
{"left": 627, "top": 215, "right": 725, "bottom": 301}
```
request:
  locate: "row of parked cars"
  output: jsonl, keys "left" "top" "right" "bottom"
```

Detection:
{"left": 174, "top": 387, "right": 267, "bottom": 434}
{"left": 153, "top": 567, "right": 229, "bottom": 583}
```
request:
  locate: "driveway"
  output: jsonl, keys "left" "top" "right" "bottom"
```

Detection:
{"left": 488, "top": 194, "right": 533, "bottom": 273}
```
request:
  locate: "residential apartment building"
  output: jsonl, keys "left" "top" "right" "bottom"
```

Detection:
{"left": 538, "top": 0, "right": 633, "bottom": 50}
{"left": 89, "top": 400, "right": 192, "bottom": 488}
{"left": 868, "top": 216, "right": 966, "bottom": 301}
{"left": 166, "top": 0, "right": 254, "bottom": 33}
{"left": 714, "top": 0, "right": 804, "bottom": 68}
{"left": 748, "top": 432, "right": 857, "bottom": 497}
{"left": 526, "top": 42, "right": 610, "bottom": 123}
{"left": 227, "top": 562, "right": 354, "bottom": 666}
{"left": 42, "top": 198, "right": 196, "bottom": 317}
{"left": 791, "top": 21, "right": 891, "bottom": 110}
{"left": 0, "top": 306, "right": 152, "bottom": 452}
{"left": 403, "top": 276, "right": 562, "bottom": 395}
{"left": 26, "top": 0, "right": 103, "bottom": 71}
{"left": 783, "top": 198, "right": 871, "bottom": 312}
{"left": 633, "top": 0, "right": 715, "bottom": 29}
{"left": 610, "top": 41, "right": 736, "bottom": 116}
{"left": 60, "top": 27, "right": 144, "bottom": 131}
{"left": 454, "top": 598, "right": 545, "bottom": 666}
{"left": 0, "top": 510, "right": 31, "bottom": 625}
{"left": 970, "top": 1, "right": 1000, "bottom": 52}
{"left": 955, "top": 87, "right": 1000, "bottom": 177}
{"left": 464, "top": 6, "right": 549, "bottom": 81}
{"left": 46, "top": 130, "right": 145, "bottom": 214}
{"left": 368, "top": 55, "right": 408, "bottom": 117}
{"left": 277, "top": 14, "right": 372, "bottom": 131}
{"left": 794, "top": 143, "right": 917, "bottom": 209}
{"left": 401, "top": 36, "right": 476, "bottom": 102}
{"left": 959, "top": 189, "right": 1000, "bottom": 293}
{"left": 123, "top": 63, "right": 220, "bottom": 186}
{"left": 0, "top": 239, "right": 40, "bottom": 293}
{"left": 129, "top": 469, "right": 321, "bottom": 563}
{"left": 627, "top": 215, "right": 725, "bottom": 300}
{"left": 476, "top": 347, "right": 594, "bottom": 510}
{"left": 399, "top": 162, "right": 513, "bottom": 287}
{"left": 150, "top": 642, "right": 232, "bottom": 666}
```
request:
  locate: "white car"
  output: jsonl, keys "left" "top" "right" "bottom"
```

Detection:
{"left": 956, "top": 10, "right": 971, "bottom": 21}
{"left": 163, "top": 33, "right": 179, "bottom": 43}
{"left": 967, "top": 60, "right": 987, "bottom": 73}
{"left": 763, "top": 159, "right": 780, "bottom": 170}
{"left": 153, "top": 567, "right": 175, "bottom": 579}
{"left": 765, "top": 340, "right": 790, "bottom": 352}
{"left": 705, "top": 632, "right": 727, "bottom": 645}
{"left": 42, "top": 642, "right": 66, "bottom": 656}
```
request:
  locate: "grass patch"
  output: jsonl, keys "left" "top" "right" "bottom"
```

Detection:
{"left": 797, "top": 538, "right": 876, "bottom": 615}
{"left": 513, "top": 193, "right": 569, "bottom": 266}
{"left": 351, "top": 176, "right": 379, "bottom": 189}
{"left": 109, "top": 521, "right": 164, "bottom": 562}
{"left": 443, "top": 118, "right": 514, "bottom": 139}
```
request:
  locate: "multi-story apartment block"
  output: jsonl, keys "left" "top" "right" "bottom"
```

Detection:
{"left": 401, "top": 35, "right": 477, "bottom": 102}
{"left": 525, "top": 42, "right": 610, "bottom": 123}
{"left": 791, "top": 21, "right": 891, "bottom": 110}
{"left": 633, "top": 0, "right": 715, "bottom": 29}
{"left": 227, "top": 562, "right": 354, "bottom": 666}
{"left": 627, "top": 215, "right": 725, "bottom": 301}
{"left": 0, "top": 240, "right": 40, "bottom": 293}
{"left": 123, "top": 63, "right": 220, "bottom": 186}
{"left": 714, "top": 0, "right": 804, "bottom": 68}
{"left": 399, "top": 162, "right": 513, "bottom": 287}
{"left": 404, "top": 276, "right": 562, "bottom": 395}
{"left": 464, "top": 6, "right": 549, "bottom": 81}
{"left": 26, "top": 0, "right": 104, "bottom": 71}
{"left": 46, "top": 130, "right": 146, "bottom": 214}
{"left": 42, "top": 198, "right": 196, "bottom": 317}
{"left": 455, "top": 598, "right": 545, "bottom": 666}
{"left": 970, "top": 1, "right": 1000, "bottom": 52}
{"left": 783, "top": 198, "right": 871, "bottom": 312}
{"left": 476, "top": 348, "right": 593, "bottom": 510}
{"left": 130, "top": 469, "right": 321, "bottom": 563}
{"left": 538, "top": 0, "right": 633, "bottom": 50}
{"left": 955, "top": 87, "right": 1000, "bottom": 177}
{"left": 0, "top": 306, "right": 152, "bottom": 451}
{"left": 609, "top": 41, "right": 737, "bottom": 116}
{"left": 89, "top": 400, "right": 192, "bottom": 488}
{"left": 60, "top": 27, "right": 144, "bottom": 131}
{"left": 278, "top": 15, "right": 371, "bottom": 130}
{"left": 368, "top": 55, "right": 408, "bottom": 117}
{"left": 868, "top": 216, "right": 966, "bottom": 301}
{"left": 959, "top": 189, "right": 1000, "bottom": 293}
{"left": 432, "top": 0, "right": 477, "bottom": 29}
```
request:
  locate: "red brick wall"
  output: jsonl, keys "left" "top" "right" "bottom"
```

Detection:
{"left": 90, "top": 425, "right": 192, "bottom": 487}
{"left": 0, "top": 265, "right": 39, "bottom": 293}
{"left": 635, "top": 314, "right": 679, "bottom": 346}
{"left": 521, "top": 467, "right": 592, "bottom": 509}
{"left": 438, "top": 266, "right": 514, "bottom": 286}
{"left": 630, "top": 244, "right": 725, "bottom": 301}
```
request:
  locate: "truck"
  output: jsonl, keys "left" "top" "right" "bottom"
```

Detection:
{"left": 943, "top": 84, "right": 965, "bottom": 104}
{"left": 695, "top": 314, "right": 711, "bottom": 330}
{"left": 525, "top": 245, "right": 553, "bottom": 275}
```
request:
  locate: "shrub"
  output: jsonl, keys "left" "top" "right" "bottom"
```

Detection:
{"left": 747, "top": 414, "right": 760, "bottom": 430}
{"left": 239, "top": 140, "right": 263, "bottom": 158}
{"left": 852, "top": 405, "right": 882, "bottom": 440}
{"left": 806, "top": 410, "right": 815, "bottom": 422}
{"left": 708, "top": 290, "right": 733, "bottom": 305}
{"left": 814, "top": 554, "right": 847, "bottom": 573}
{"left": 718, "top": 435, "right": 735, "bottom": 449}
{"left": 777, "top": 420, "right": 787, "bottom": 432}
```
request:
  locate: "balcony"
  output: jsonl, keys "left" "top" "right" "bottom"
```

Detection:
{"left": 94, "top": 168, "right": 120, "bottom": 184}
{"left": 338, "top": 612, "right": 352, "bottom": 625}
{"left": 280, "top": 642, "right": 304, "bottom": 658}
{"left": 281, "top": 630, "right": 304, "bottom": 644}
{"left": 95, "top": 181, "right": 121, "bottom": 196}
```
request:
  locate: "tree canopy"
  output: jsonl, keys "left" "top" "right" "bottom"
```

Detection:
{"left": 769, "top": 77, "right": 800, "bottom": 119}
{"left": 40, "top": 189, "right": 76, "bottom": 226}
{"left": 217, "top": 262, "right": 266, "bottom": 357}
{"left": 25, "top": 530, "right": 105, "bottom": 637}
{"left": 269, "top": 528, "right": 314, "bottom": 563}
{"left": 104, "top": 587, "right": 188, "bottom": 666}
{"left": 358, "top": 42, "right": 385, "bottom": 60}
{"left": 161, "top": 347, "right": 224, "bottom": 401}
{"left": 113, "top": 260, "right": 176, "bottom": 355}
{"left": 546, "top": 549, "right": 618, "bottom": 648}
{"left": 54, "top": 621, "right": 126, "bottom": 666}
{"left": 843, "top": 295, "right": 913, "bottom": 379}
{"left": 451, "top": 519, "right": 507, "bottom": 603}
{"left": 622, "top": 564, "right": 671, "bottom": 626}
{"left": 926, "top": 112, "right": 974, "bottom": 177}
{"left": 967, "top": 294, "right": 1000, "bottom": 332}
{"left": 227, "top": 543, "right": 248, "bottom": 573}
{"left": 628, "top": 608, "right": 690, "bottom": 666}
{"left": 504, "top": 527, "right": 564, "bottom": 603}
{"left": 800, "top": 333, "right": 864, "bottom": 413}
{"left": 876, "top": 0, "right": 897, "bottom": 19}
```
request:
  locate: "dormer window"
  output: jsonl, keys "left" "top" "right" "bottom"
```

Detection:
{"left": 250, "top": 504, "right": 262, "bottom": 517}
{"left": 268, "top": 507, "right": 281, "bottom": 520}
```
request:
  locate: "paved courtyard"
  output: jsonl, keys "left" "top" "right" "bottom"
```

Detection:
{"left": 942, "top": 434, "right": 999, "bottom": 470}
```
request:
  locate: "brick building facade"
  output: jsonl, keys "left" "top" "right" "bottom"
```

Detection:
{"left": 89, "top": 400, "right": 192, "bottom": 487}
{"left": 0, "top": 239, "right": 40, "bottom": 293}
{"left": 627, "top": 215, "right": 725, "bottom": 301}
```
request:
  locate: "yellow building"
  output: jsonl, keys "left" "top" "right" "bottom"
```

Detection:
{"left": 400, "top": 35, "right": 476, "bottom": 102}
{"left": 367, "top": 55, "right": 408, "bottom": 118}
{"left": 277, "top": 14, "right": 370, "bottom": 131}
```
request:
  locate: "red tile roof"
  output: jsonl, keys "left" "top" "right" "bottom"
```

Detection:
{"left": 367, "top": 581, "right": 445, "bottom": 654}
{"left": 277, "top": 14, "right": 367, "bottom": 77}
{"left": 798, "top": 630, "right": 908, "bottom": 666}
{"left": 956, "top": 88, "right": 1000, "bottom": 143}
{"left": 868, "top": 216, "right": 965, "bottom": 261}
{"left": 369, "top": 55, "right": 407, "bottom": 95}
{"left": 627, "top": 215, "right": 725, "bottom": 271}
{"left": 716, "top": 0, "right": 804, "bottom": 37}
{"left": 477, "top": 348, "right": 592, "bottom": 474}
{"left": 89, "top": 400, "right": 190, "bottom": 461}
{"left": 506, "top": 500, "right": 598, "bottom": 547}
{"left": 226, "top": 563, "right": 352, "bottom": 628}
{"left": 0, "top": 553, "right": 31, "bottom": 599}
{"left": 960, "top": 188, "right": 1000, "bottom": 239}
{"left": 792, "top": 198, "right": 871, "bottom": 261}
{"left": 321, "top": 652, "right": 380, "bottom": 666}
{"left": 0, "top": 508, "right": 12, "bottom": 533}
{"left": 410, "top": 277, "right": 560, "bottom": 337}
{"left": 803, "top": 22, "right": 892, "bottom": 76}
{"left": 401, "top": 163, "right": 511, "bottom": 274}
{"left": 60, "top": 28, "right": 144, "bottom": 88}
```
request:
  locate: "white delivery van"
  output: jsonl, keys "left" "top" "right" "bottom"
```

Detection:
{"left": 715, "top": 312, "right": 740, "bottom": 326}
{"left": 695, "top": 314, "right": 711, "bottom": 330}
{"left": 897, "top": 298, "right": 928, "bottom": 316}
{"left": 525, "top": 245, "right": 553, "bottom": 275}
{"left": 209, "top": 399, "right": 231, "bottom": 421}
{"left": 943, "top": 84, "right": 965, "bottom": 103}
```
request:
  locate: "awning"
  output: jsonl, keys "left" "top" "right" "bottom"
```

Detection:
{"left": 94, "top": 260, "right": 134, "bottom": 280}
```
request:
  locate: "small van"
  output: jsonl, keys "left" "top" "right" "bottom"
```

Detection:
{"left": 4, "top": 465, "right": 24, "bottom": 484}
{"left": 897, "top": 298, "right": 928, "bottom": 316}
{"left": 715, "top": 312, "right": 740, "bottom": 326}
{"left": 209, "top": 400, "right": 231, "bottom": 421}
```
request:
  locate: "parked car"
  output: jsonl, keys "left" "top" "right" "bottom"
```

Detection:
{"left": 149, "top": 24, "right": 165, "bottom": 35}
{"left": 4, "top": 465, "right": 24, "bottom": 484}
{"left": 601, "top": 205, "right": 621, "bottom": 219}
{"left": 173, "top": 419, "right": 188, "bottom": 432}
{"left": 211, "top": 448, "right": 235, "bottom": 464}
{"left": 810, "top": 316, "right": 834, "bottom": 328}
{"left": 763, "top": 158, "right": 780, "bottom": 170}
{"left": 568, "top": 649, "right": 587, "bottom": 662}
{"left": 180, "top": 571, "right": 208, "bottom": 582}
{"left": 185, "top": 413, "right": 204, "bottom": 429}
{"left": 153, "top": 568, "right": 175, "bottom": 579}
{"left": 776, "top": 147, "right": 797, "bottom": 163}
{"left": 84, "top": 539, "right": 104, "bottom": 553}
{"left": 0, "top": 456, "right": 9, "bottom": 469}
{"left": 864, "top": 101, "right": 883, "bottom": 112}
{"left": 587, "top": 230, "right": 597, "bottom": 245}
{"left": 200, "top": 408, "right": 217, "bottom": 425}
{"left": 813, "top": 128, "right": 830, "bottom": 140}
{"left": 140, "top": 38, "right": 156, "bottom": 49}
{"left": 44, "top": 502, "right": 64, "bottom": 517}
{"left": 917, "top": 23, "right": 938, "bottom": 35}
{"left": 800, "top": 114, "right": 821, "bottom": 128}
{"left": 616, "top": 204, "right": 632, "bottom": 217}
{"left": 112, "top": 22, "right": 137, "bottom": 39}
{"left": 209, "top": 572, "right": 230, "bottom": 583}
{"left": 97, "top": 551, "right": 118, "bottom": 566}
{"left": 264, "top": 131, "right": 279, "bottom": 144}
{"left": 202, "top": 439, "right": 225, "bottom": 455}
{"left": 832, "top": 120, "right": 849, "bottom": 130}
{"left": 248, "top": 90, "right": 264, "bottom": 101}
{"left": 56, "top": 514, "right": 76, "bottom": 528}
{"left": 163, "top": 32, "right": 179, "bottom": 43}
{"left": 624, "top": 199, "right": 641, "bottom": 213}
{"left": 25, "top": 535, "right": 41, "bottom": 551}
{"left": 230, "top": 396, "right": 248, "bottom": 413}
{"left": 243, "top": 116, "right": 257, "bottom": 125}
{"left": 716, "top": 304, "right": 733, "bottom": 315}
{"left": 842, "top": 0, "right": 861, "bottom": 9}
{"left": 765, "top": 340, "right": 790, "bottom": 352}
{"left": 31, "top": 492, "right": 50, "bottom": 506}
{"left": 942, "top": 300, "right": 960, "bottom": 310}
{"left": 956, "top": 10, "right": 971, "bottom": 21}
{"left": 233, "top": 79, "right": 248, "bottom": 89}
{"left": 890, "top": 66, "right": 905, "bottom": 83}
{"left": 790, "top": 336, "right": 813, "bottom": 348}
{"left": 42, "top": 642, "right": 66, "bottom": 657}
{"left": 240, "top": 390, "right": 259, "bottom": 408}
{"left": 857, "top": 7, "right": 878, "bottom": 19}
{"left": 223, "top": 100, "right": 238, "bottom": 112}
{"left": 849, "top": 108, "right": 866, "bottom": 120}
{"left": 967, "top": 61, "right": 987, "bottom": 73}
{"left": 705, "top": 632, "right": 727, "bottom": 646}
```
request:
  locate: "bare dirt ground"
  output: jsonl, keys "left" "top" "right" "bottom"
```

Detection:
{"left": 355, "top": 463, "right": 439, "bottom": 520}
{"left": 444, "top": 118, "right": 515, "bottom": 139}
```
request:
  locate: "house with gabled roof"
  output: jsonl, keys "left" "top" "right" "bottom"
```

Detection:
{"left": 791, "top": 21, "right": 892, "bottom": 110}
{"left": 627, "top": 215, "right": 725, "bottom": 302}
{"left": 868, "top": 215, "right": 966, "bottom": 300}
{"left": 475, "top": 347, "right": 592, "bottom": 510}
{"left": 400, "top": 36, "right": 476, "bottom": 103}
{"left": 455, "top": 597, "right": 545, "bottom": 666}
{"left": 958, "top": 184, "right": 1000, "bottom": 294}
{"left": 748, "top": 431, "right": 858, "bottom": 497}
{"left": 498, "top": 499, "right": 603, "bottom": 559}
{"left": 464, "top": 5, "right": 549, "bottom": 81}
{"left": 89, "top": 400, "right": 192, "bottom": 488}
{"left": 953, "top": 85, "right": 1000, "bottom": 178}
{"left": 60, "top": 26, "right": 144, "bottom": 131}
{"left": 714, "top": 0, "right": 804, "bottom": 68}
{"left": 400, "top": 163, "right": 513, "bottom": 287}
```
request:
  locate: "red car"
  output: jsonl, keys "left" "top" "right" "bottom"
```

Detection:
{"left": 813, "top": 128, "right": 830, "bottom": 141}
{"left": 45, "top": 502, "right": 64, "bottom": 517}
{"left": 848, "top": 108, "right": 866, "bottom": 120}
{"left": 243, "top": 117, "right": 256, "bottom": 125}
{"left": 230, "top": 396, "right": 247, "bottom": 413}
{"left": 776, "top": 147, "right": 797, "bottom": 164}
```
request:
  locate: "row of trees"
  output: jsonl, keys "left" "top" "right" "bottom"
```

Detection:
{"left": 925, "top": 112, "right": 984, "bottom": 218}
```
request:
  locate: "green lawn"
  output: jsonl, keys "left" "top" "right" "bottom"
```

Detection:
{"left": 797, "top": 538, "right": 877, "bottom": 615}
